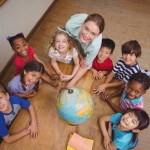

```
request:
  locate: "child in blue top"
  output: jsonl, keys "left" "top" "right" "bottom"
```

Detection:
{"left": 65, "top": 13, "right": 105, "bottom": 87}
{"left": 0, "top": 83, "right": 38, "bottom": 143}
{"left": 94, "top": 40, "right": 141, "bottom": 95}
{"left": 99, "top": 109, "right": 150, "bottom": 150}
{"left": 101, "top": 72, "right": 150, "bottom": 112}
{"left": 7, "top": 60, "right": 44, "bottom": 98}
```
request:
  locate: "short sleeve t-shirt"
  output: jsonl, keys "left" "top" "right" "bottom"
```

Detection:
{"left": 48, "top": 47, "right": 78, "bottom": 64}
{"left": 120, "top": 88, "right": 143, "bottom": 111}
{"left": 110, "top": 113, "right": 137, "bottom": 150}
{"left": 7, "top": 75, "right": 37, "bottom": 95}
{"left": 113, "top": 58, "right": 140, "bottom": 83}
{"left": 14, "top": 46, "right": 35, "bottom": 75}
{"left": 92, "top": 57, "right": 113, "bottom": 71}
{"left": 0, "top": 96, "right": 30, "bottom": 137}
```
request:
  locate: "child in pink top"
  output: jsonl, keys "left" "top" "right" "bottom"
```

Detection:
{"left": 90, "top": 38, "right": 115, "bottom": 80}
{"left": 7, "top": 33, "right": 58, "bottom": 87}
{"left": 101, "top": 72, "right": 150, "bottom": 113}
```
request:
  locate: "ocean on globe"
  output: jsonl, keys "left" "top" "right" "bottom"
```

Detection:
{"left": 56, "top": 87, "right": 94, "bottom": 125}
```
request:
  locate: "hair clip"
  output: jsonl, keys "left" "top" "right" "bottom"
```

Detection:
{"left": 6, "top": 36, "right": 11, "bottom": 41}
{"left": 19, "top": 32, "right": 24, "bottom": 36}
{"left": 57, "top": 27, "right": 72, "bottom": 37}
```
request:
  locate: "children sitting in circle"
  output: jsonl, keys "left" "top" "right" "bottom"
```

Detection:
{"left": 7, "top": 33, "right": 58, "bottom": 87}
{"left": 90, "top": 38, "right": 115, "bottom": 80}
{"left": 7, "top": 60, "right": 44, "bottom": 98}
{"left": 48, "top": 29, "right": 80, "bottom": 81}
{"left": 94, "top": 40, "right": 141, "bottom": 95}
{"left": 2, "top": 13, "right": 150, "bottom": 149}
{"left": 99, "top": 108, "right": 150, "bottom": 150}
{"left": 0, "top": 83, "right": 38, "bottom": 143}
{"left": 101, "top": 72, "right": 150, "bottom": 112}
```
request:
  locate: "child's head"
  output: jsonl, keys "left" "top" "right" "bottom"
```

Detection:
{"left": 97, "top": 38, "right": 115, "bottom": 63}
{"left": 0, "top": 83, "right": 10, "bottom": 113}
{"left": 126, "top": 72, "right": 150, "bottom": 100}
{"left": 80, "top": 14, "right": 105, "bottom": 43}
{"left": 121, "top": 40, "right": 141, "bottom": 66}
{"left": 120, "top": 109, "right": 149, "bottom": 132}
{"left": 51, "top": 30, "right": 73, "bottom": 53}
{"left": 7, "top": 33, "right": 29, "bottom": 57}
{"left": 20, "top": 60, "right": 44, "bottom": 87}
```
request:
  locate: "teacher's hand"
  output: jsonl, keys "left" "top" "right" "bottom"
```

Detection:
{"left": 80, "top": 58, "right": 88, "bottom": 68}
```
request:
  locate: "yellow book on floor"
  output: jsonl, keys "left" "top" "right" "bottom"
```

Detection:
{"left": 67, "top": 133, "right": 93, "bottom": 150}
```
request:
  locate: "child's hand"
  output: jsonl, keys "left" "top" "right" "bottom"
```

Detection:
{"left": 101, "top": 93, "right": 112, "bottom": 102}
{"left": 108, "top": 122, "right": 112, "bottom": 139}
{"left": 92, "top": 69, "right": 100, "bottom": 80}
{"left": 58, "top": 73, "right": 67, "bottom": 81}
{"left": 26, "top": 121, "right": 39, "bottom": 138}
{"left": 60, "top": 74, "right": 73, "bottom": 81}
{"left": 26, "top": 90, "right": 37, "bottom": 97}
{"left": 50, "top": 74, "right": 58, "bottom": 80}
{"left": 93, "top": 84, "right": 107, "bottom": 95}
{"left": 103, "top": 135, "right": 112, "bottom": 150}
{"left": 98, "top": 71, "right": 104, "bottom": 78}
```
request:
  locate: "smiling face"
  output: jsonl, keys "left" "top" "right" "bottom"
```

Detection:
{"left": 97, "top": 47, "right": 112, "bottom": 63}
{"left": 120, "top": 111, "right": 139, "bottom": 131}
{"left": 0, "top": 92, "right": 10, "bottom": 113}
{"left": 24, "top": 71, "right": 42, "bottom": 86}
{"left": 12, "top": 38, "right": 29, "bottom": 57}
{"left": 126, "top": 80, "right": 146, "bottom": 100}
{"left": 80, "top": 21, "right": 100, "bottom": 43}
{"left": 122, "top": 53, "right": 137, "bottom": 66}
{"left": 54, "top": 33, "right": 69, "bottom": 53}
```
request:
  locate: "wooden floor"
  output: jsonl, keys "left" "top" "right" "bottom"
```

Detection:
{"left": 0, "top": 0, "right": 150, "bottom": 149}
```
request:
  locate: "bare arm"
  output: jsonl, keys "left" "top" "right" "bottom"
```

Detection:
{"left": 90, "top": 68, "right": 99, "bottom": 80}
{"left": 110, "top": 88, "right": 124, "bottom": 98}
{"left": 103, "top": 88, "right": 124, "bottom": 100}
{"left": 33, "top": 53, "right": 52, "bottom": 77}
{"left": 99, "top": 116, "right": 113, "bottom": 150}
{"left": 50, "top": 58, "right": 62, "bottom": 76}
{"left": 65, "top": 66, "right": 87, "bottom": 88}
{"left": 104, "top": 71, "right": 115, "bottom": 83}
{"left": 3, "top": 129, "right": 30, "bottom": 144}
{"left": 105, "top": 99, "right": 122, "bottom": 113}
{"left": 16, "top": 89, "right": 37, "bottom": 98}
{"left": 94, "top": 76, "right": 125, "bottom": 95}
{"left": 71, "top": 56, "right": 80, "bottom": 77}
{"left": 26, "top": 105, "right": 38, "bottom": 138}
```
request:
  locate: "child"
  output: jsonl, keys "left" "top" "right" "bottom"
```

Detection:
{"left": 101, "top": 72, "right": 150, "bottom": 112}
{"left": 90, "top": 38, "right": 115, "bottom": 80}
{"left": 48, "top": 29, "right": 80, "bottom": 81}
{"left": 94, "top": 40, "right": 141, "bottom": 95}
{"left": 7, "top": 33, "right": 58, "bottom": 87}
{"left": 7, "top": 60, "right": 44, "bottom": 98}
{"left": 65, "top": 13, "right": 105, "bottom": 87}
{"left": 99, "top": 109, "right": 150, "bottom": 150}
{"left": 0, "top": 83, "right": 38, "bottom": 143}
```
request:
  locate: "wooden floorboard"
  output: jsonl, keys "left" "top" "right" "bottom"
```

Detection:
{"left": 0, "top": 0, "right": 150, "bottom": 149}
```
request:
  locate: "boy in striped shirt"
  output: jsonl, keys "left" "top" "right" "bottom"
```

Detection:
{"left": 94, "top": 40, "right": 141, "bottom": 95}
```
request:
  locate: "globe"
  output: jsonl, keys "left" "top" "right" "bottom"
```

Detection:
{"left": 56, "top": 87, "right": 94, "bottom": 125}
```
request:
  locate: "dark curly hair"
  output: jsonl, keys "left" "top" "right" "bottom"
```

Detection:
{"left": 129, "top": 72, "right": 150, "bottom": 90}
{"left": 7, "top": 33, "right": 27, "bottom": 48}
